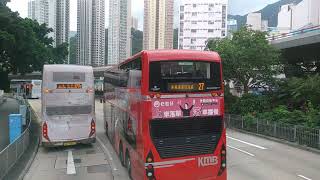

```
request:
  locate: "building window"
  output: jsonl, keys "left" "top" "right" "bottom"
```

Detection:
{"left": 191, "top": 21, "right": 197, "bottom": 25}
{"left": 209, "top": 4, "right": 214, "bottom": 8}
{"left": 208, "top": 29, "right": 214, "bottom": 33}
{"left": 191, "top": 29, "right": 197, "bottom": 33}
{"left": 180, "top": 6, "right": 184, "bottom": 11}
{"left": 191, "top": 38, "right": 196, "bottom": 44}
{"left": 192, "top": 12, "right": 197, "bottom": 16}
{"left": 208, "top": 21, "right": 214, "bottom": 25}
{"left": 193, "top": 4, "right": 197, "bottom": 8}
{"left": 222, "top": 30, "right": 226, "bottom": 37}
{"left": 180, "top": 13, "right": 184, "bottom": 20}
{"left": 222, "top": 21, "right": 226, "bottom": 28}
{"left": 190, "top": 46, "right": 196, "bottom": 50}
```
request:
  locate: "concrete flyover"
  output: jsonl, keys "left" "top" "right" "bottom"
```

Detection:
{"left": 270, "top": 26, "right": 320, "bottom": 50}
{"left": 269, "top": 26, "right": 320, "bottom": 76}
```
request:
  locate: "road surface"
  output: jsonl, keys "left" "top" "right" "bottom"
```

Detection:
{"left": 25, "top": 99, "right": 130, "bottom": 180}
{"left": 25, "top": 99, "right": 320, "bottom": 180}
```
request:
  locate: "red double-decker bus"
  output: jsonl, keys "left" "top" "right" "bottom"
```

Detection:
{"left": 103, "top": 50, "right": 226, "bottom": 180}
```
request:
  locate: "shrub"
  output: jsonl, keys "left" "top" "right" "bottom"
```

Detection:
{"left": 229, "top": 94, "right": 271, "bottom": 115}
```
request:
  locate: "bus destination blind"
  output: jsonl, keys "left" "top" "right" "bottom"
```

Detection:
{"left": 56, "top": 84, "right": 82, "bottom": 89}
{"left": 168, "top": 83, "right": 205, "bottom": 92}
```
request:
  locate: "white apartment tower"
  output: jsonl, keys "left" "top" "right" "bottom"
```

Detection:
{"left": 77, "top": 0, "right": 105, "bottom": 67}
{"left": 56, "top": 0, "right": 69, "bottom": 46}
{"left": 132, "top": 17, "right": 139, "bottom": 30}
{"left": 28, "top": 0, "right": 36, "bottom": 19}
{"left": 246, "top": 13, "right": 262, "bottom": 31}
{"left": 143, "top": 0, "right": 174, "bottom": 50}
{"left": 179, "top": 0, "right": 228, "bottom": 50}
{"left": 278, "top": 0, "right": 320, "bottom": 32}
{"left": 27, "top": 0, "right": 69, "bottom": 49}
{"left": 108, "top": 0, "right": 131, "bottom": 65}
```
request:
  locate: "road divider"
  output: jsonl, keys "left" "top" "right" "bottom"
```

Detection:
{"left": 67, "top": 150, "right": 76, "bottom": 175}
{"left": 298, "top": 174, "right": 312, "bottom": 180}
{"left": 227, "top": 136, "right": 267, "bottom": 150}
{"left": 227, "top": 145, "right": 255, "bottom": 157}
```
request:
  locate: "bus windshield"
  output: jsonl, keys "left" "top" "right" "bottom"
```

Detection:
{"left": 149, "top": 61, "right": 222, "bottom": 92}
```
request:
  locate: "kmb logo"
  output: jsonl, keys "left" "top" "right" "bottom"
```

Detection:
{"left": 198, "top": 156, "right": 218, "bottom": 167}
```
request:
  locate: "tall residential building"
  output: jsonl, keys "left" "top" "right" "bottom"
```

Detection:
{"left": 132, "top": 17, "right": 139, "bottom": 30}
{"left": 27, "top": 0, "right": 69, "bottom": 49}
{"left": 28, "top": 0, "right": 36, "bottom": 19}
{"left": 179, "top": 0, "right": 228, "bottom": 50}
{"left": 56, "top": 0, "right": 69, "bottom": 46}
{"left": 108, "top": 0, "right": 131, "bottom": 65}
{"left": 77, "top": 0, "right": 105, "bottom": 67}
{"left": 143, "top": 0, "right": 174, "bottom": 50}
{"left": 246, "top": 12, "right": 262, "bottom": 31}
{"left": 278, "top": 0, "right": 320, "bottom": 32}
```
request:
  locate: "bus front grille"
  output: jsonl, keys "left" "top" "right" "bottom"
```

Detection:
{"left": 150, "top": 116, "right": 223, "bottom": 159}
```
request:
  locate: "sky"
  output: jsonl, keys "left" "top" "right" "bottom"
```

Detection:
{"left": 7, "top": 0, "right": 281, "bottom": 31}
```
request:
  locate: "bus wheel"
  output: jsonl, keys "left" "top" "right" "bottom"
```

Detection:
{"left": 125, "top": 150, "right": 132, "bottom": 179}
{"left": 105, "top": 122, "right": 109, "bottom": 137}
{"left": 119, "top": 143, "right": 125, "bottom": 166}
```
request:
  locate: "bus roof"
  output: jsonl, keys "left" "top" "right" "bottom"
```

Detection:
{"left": 120, "top": 50, "right": 221, "bottom": 66}
{"left": 43, "top": 65, "right": 93, "bottom": 72}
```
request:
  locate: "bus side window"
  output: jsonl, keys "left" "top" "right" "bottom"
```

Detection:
{"left": 128, "top": 70, "right": 142, "bottom": 88}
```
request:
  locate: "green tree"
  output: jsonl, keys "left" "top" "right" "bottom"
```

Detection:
{"left": 69, "top": 35, "right": 77, "bottom": 64}
{"left": 277, "top": 75, "right": 320, "bottom": 108}
{"left": 131, "top": 28, "right": 143, "bottom": 55}
{"left": 208, "top": 26, "right": 282, "bottom": 93}
{"left": 0, "top": 4, "right": 68, "bottom": 91}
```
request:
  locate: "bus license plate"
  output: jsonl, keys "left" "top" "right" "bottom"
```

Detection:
{"left": 64, "top": 142, "right": 77, "bottom": 146}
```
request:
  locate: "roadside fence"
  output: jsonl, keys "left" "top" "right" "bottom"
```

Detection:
{"left": 225, "top": 114, "right": 320, "bottom": 150}
{"left": 0, "top": 96, "right": 32, "bottom": 180}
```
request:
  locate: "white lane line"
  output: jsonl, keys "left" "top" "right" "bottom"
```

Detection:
{"left": 227, "top": 136, "right": 267, "bottom": 150}
{"left": 227, "top": 145, "right": 255, "bottom": 157}
{"left": 67, "top": 150, "right": 76, "bottom": 175}
{"left": 297, "top": 175, "right": 312, "bottom": 180}
{"left": 96, "top": 136, "right": 118, "bottom": 171}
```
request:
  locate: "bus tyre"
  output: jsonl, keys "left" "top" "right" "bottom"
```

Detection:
{"left": 105, "top": 122, "right": 108, "bottom": 137}
{"left": 119, "top": 143, "right": 125, "bottom": 166}
{"left": 125, "top": 150, "right": 132, "bottom": 179}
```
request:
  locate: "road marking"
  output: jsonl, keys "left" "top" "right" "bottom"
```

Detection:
{"left": 227, "top": 136, "right": 267, "bottom": 150}
{"left": 297, "top": 175, "right": 312, "bottom": 180}
{"left": 96, "top": 136, "right": 118, "bottom": 171}
{"left": 67, "top": 150, "right": 76, "bottom": 175}
{"left": 227, "top": 145, "right": 255, "bottom": 157}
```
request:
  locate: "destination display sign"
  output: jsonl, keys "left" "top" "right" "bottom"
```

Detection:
{"left": 168, "top": 83, "right": 205, "bottom": 92}
{"left": 56, "top": 84, "right": 82, "bottom": 89}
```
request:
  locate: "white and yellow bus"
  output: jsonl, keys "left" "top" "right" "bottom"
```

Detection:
{"left": 41, "top": 65, "right": 96, "bottom": 147}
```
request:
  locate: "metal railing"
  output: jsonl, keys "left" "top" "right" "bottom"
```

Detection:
{"left": 267, "top": 25, "right": 320, "bottom": 41}
{"left": 225, "top": 114, "right": 320, "bottom": 150}
{"left": 0, "top": 97, "right": 32, "bottom": 180}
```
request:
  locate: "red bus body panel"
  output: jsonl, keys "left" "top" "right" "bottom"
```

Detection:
{"left": 104, "top": 50, "right": 226, "bottom": 180}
